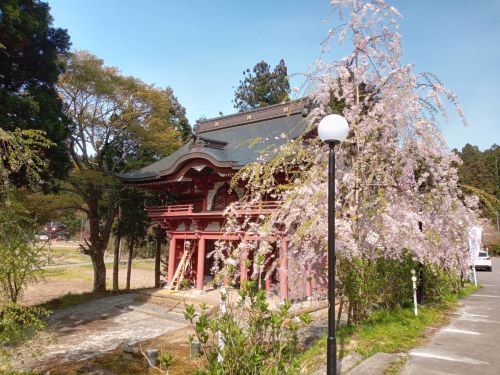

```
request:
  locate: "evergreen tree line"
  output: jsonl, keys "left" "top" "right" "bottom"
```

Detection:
{"left": 454, "top": 144, "right": 500, "bottom": 224}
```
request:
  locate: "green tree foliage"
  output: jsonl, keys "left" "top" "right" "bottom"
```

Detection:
{"left": 482, "top": 144, "right": 500, "bottom": 198}
{"left": 0, "top": 20, "right": 59, "bottom": 362}
{"left": 0, "top": 302, "right": 49, "bottom": 371}
{"left": 0, "top": 199, "right": 45, "bottom": 303}
{"left": 233, "top": 59, "right": 290, "bottom": 112}
{"left": 58, "top": 51, "right": 187, "bottom": 291}
{"left": 113, "top": 157, "right": 171, "bottom": 291}
{"left": 0, "top": 128, "right": 54, "bottom": 195}
{"left": 20, "top": 191, "right": 83, "bottom": 231}
{"left": 455, "top": 144, "right": 500, "bottom": 219}
{"left": 455, "top": 144, "right": 498, "bottom": 197}
{"left": 0, "top": 197, "right": 52, "bottom": 371}
{"left": 0, "top": 0, "right": 71, "bottom": 182}
{"left": 0, "top": 303, "right": 48, "bottom": 346}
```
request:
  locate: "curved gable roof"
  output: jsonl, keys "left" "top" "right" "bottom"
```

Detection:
{"left": 118, "top": 100, "right": 309, "bottom": 182}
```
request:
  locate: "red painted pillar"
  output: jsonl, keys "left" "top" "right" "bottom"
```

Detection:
{"left": 240, "top": 240, "right": 248, "bottom": 284}
{"left": 265, "top": 275, "right": 272, "bottom": 291}
{"left": 167, "top": 235, "right": 176, "bottom": 285}
{"left": 279, "top": 239, "right": 288, "bottom": 300}
{"left": 196, "top": 237, "right": 206, "bottom": 290}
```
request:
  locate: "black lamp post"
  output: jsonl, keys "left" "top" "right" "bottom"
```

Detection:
{"left": 318, "top": 114, "right": 349, "bottom": 375}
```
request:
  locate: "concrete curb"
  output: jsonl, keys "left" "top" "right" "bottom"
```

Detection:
{"left": 346, "top": 352, "right": 405, "bottom": 375}
{"left": 309, "top": 352, "right": 363, "bottom": 374}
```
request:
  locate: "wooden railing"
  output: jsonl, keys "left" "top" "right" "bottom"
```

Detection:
{"left": 145, "top": 201, "right": 282, "bottom": 218}
{"left": 146, "top": 204, "right": 193, "bottom": 215}
{"left": 232, "top": 201, "right": 282, "bottom": 213}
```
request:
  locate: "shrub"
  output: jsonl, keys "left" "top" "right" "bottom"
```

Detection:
{"left": 184, "top": 280, "right": 311, "bottom": 375}
{"left": 0, "top": 303, "right": 49, "bottom": 370}
{"left": 158, "top": 351, "right": 174, "bottom": 372}
{"left": 337, "top": 255, "right": 461, "bottom": 324}
{"left": 0, "top": 200, "right": 45, "bottom": 303}
{"left": 0, "top": 303, "right": 48, "bottom": 347}
{"left": 488, "top": 242, "right": 500, "bottom": 257}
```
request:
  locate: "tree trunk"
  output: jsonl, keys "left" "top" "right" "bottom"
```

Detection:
{"left": 126, "top": 236, "right": 135, "bottom": 290}
{"left": 91, "top": 252, "right": 107, "bottom": 292}
{"left": 113, "top": 233, "right": 121, "bottom": 292}
{"left": 154, "top": 226, "right": 164, "bottom": 288}
{"left": 85, "top": 186, "right": 117, "bottom": 292}
{"left": 113, "top": 206, "right": 122, "bottom": 292}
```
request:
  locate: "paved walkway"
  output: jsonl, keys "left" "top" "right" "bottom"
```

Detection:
{"left": 402, "top": 258, "right": 500, "bottom": 375}
{"left": 17, "top": 293, "right": 187, "bottom": 371}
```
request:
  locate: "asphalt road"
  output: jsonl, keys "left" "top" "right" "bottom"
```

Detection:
{"left": 401, "top": 258, "right": 500, "bottom": 375}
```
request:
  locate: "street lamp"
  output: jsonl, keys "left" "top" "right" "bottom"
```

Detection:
{"left": 318, "top": 114, "right": 349, "bottom": 375}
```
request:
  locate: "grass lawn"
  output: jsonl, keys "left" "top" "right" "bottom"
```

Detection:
{"left": 129, "top": 259, "right": 155, "bottom": 270}
{"left": 299, "top": 284, "right": 479, "bottom": 373}
{"left": 43, "top": 246, "right": 90, "bottom": 265}
{"left": 40, "top": 266, "right": 94, "bottom": 281}
{"left": 33, "top": 259, "right": 156, "bottom": 310}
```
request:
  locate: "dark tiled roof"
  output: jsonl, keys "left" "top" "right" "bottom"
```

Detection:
{"left": 118, "top": 100, "right": 309, "bottom": 182}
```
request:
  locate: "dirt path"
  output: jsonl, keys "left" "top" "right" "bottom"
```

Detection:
{"left": 21, "top": 267, "right": 156, "bottom": 306}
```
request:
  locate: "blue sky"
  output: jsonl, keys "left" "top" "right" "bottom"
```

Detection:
{"left": 47, "top": 0, "right": 499, "bottom": 151}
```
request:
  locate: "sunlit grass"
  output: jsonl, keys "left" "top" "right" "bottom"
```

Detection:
{"left": 40, "top": 266, "right": 93, "bottom": 281}
{"left": 129, "top": 260, "right": 155, "bottom": 270}
{"left": 43, "top": 246, "right": 90, "bottom": 265}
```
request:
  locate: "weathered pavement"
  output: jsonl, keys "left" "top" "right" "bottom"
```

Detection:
{"left": 17, "top": 293, "right": 188, "bottom": 371}
{"left": 402, "top": 258, "right": 500, "bottom": 375}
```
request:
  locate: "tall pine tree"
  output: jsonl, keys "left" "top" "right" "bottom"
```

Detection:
{"left": 233, "top": 59, "right": 290, "bottom": 112}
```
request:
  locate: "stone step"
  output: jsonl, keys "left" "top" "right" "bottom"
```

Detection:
{"left": 135, "top": 294, "right": 185, "bottom": 310}
{"left": 135, "top": 291, "right": 218, "bottom": 316}
{"left": 133, "top": 294, "right": 210, "bottom": 315}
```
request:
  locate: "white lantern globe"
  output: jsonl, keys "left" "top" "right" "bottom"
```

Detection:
{"left": 317, "top": 114, "right": 349, "bottom": 143}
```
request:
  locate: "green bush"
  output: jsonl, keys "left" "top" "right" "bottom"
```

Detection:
{"left": 0, "top": 200, "right": 45, "bottom": 303}
{"left": 0, "top": 303, "right": 48, "bottom": 347}
{"left": 184, "top": 280, "right": 311, "bottom": 375}
{"left": 337, "top": 255, "right": 461, "bottom": 324}
{"left": 488, "top": 242, "right": 500, "bottom": 256}
{"left": 0, "top": 303, "right": 49, "bottom": 371}
{"left": 157, "top": 351, "right": 174, "bottom": 372}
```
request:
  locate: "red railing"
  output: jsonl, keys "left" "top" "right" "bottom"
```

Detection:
{"left": 146, "top": 204, "right": 193, "bottom": 216}
{"left": 145, "top": 201, "right": 282, "bottom": 219}
{"left": 232, "top": 201, "right": 281, "bottom": 214}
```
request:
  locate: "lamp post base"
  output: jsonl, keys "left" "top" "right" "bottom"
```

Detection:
{"left": 327, "top": 334, "right": 337, "bottom": 375}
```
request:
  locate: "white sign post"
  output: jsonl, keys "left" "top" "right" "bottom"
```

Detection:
{"left": 468, "top": 226, "right": 482, "bottom": 287}
{"left": 411, "top": 269, "right": 418, "bottom": 317}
